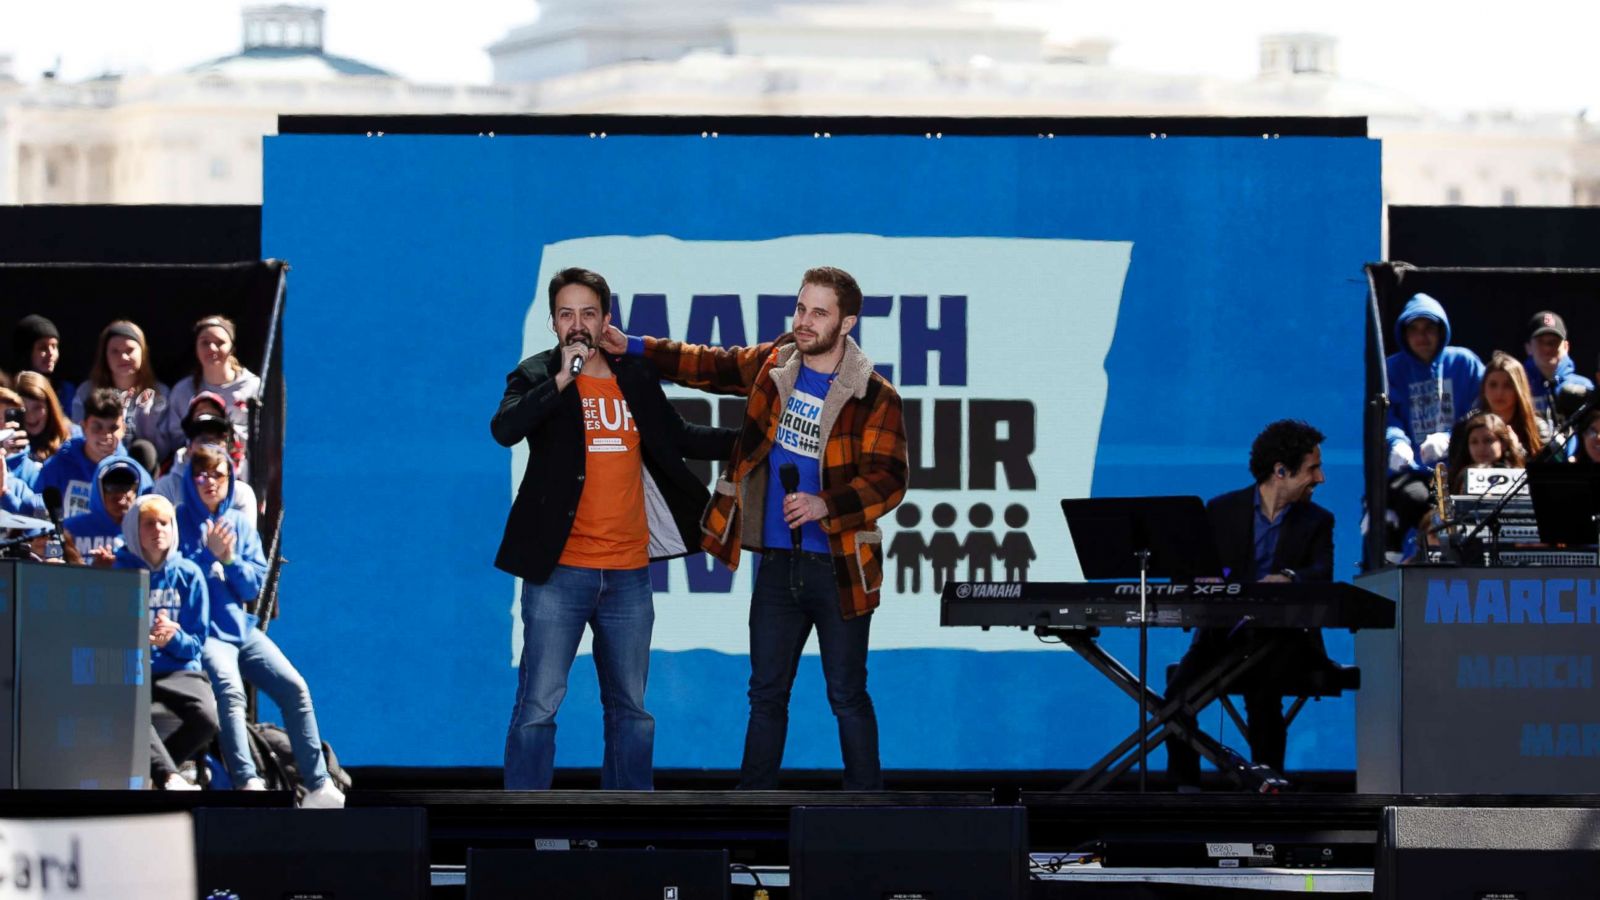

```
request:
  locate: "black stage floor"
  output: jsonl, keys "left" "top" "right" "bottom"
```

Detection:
{"left": 6, "top": 783, "right": 1599, "bottom": 898}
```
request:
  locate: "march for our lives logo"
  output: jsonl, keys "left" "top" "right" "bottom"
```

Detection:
{"left": 1407, "top": 379, "right": 1454, "bottom": 436}
{"left": 775, "top": 390, "right": 825, "bottom": 458}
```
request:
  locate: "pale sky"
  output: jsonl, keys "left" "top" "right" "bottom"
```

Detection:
{"left": 2, "top": 0, "right": 1597, "bottom": 115}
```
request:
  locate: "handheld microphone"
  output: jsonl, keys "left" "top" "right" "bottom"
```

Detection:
{"left": 41, "top": 487, "right": 63, "bottom": 530}
{"left": 1554, "top": 380, "right": 1594, "bottom": 422}
{"left": 568, "top": 341, "right": 589, "bottom": 378}
{"left": 40, "top": 487, "right": 66, "bottom": 561}
{"left": 778, "top": 462, "right": 802, "bottom": 551}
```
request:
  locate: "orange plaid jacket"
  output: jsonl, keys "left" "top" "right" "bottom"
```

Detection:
{"left": 641, "top": 333, "right": 908, "bottom": 619}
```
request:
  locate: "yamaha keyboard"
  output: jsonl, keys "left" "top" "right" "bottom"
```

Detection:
{"left": 939, "top": 581, "right": 1394, "bottom": 630}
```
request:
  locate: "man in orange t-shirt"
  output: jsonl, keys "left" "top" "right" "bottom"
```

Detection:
{"left": 492, "top": 267, "right": 735, "bottom": 791}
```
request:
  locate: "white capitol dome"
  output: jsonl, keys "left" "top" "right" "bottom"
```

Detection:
{"left": 491, "top": 0, "right": 1042, "bottom": 83}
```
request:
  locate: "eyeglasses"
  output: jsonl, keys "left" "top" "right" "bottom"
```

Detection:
{"left": 1586, "top": 428, "right": 1600, "bottom": 441}
{"left": 192, "top": 470, "right": 228, "bottom": 483}
{"left": 102, "top": 484, "right": 137, "bottom": 496}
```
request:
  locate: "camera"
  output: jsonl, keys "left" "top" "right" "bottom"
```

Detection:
{"left": 3, "top": 407, "right": 21, "bottom": 426}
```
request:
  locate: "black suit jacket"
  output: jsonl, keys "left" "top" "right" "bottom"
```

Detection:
{"left": 491, "top": 348, "right": 736, "bottom": 583}
{"left": 1205, "top": 485, "right": 1334, "bottom": 585}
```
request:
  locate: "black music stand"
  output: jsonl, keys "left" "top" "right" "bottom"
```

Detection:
{"left": 1527, "top": 463, "right": 1600, "bottom": 546}
{"left": 1061, "top": 497, "right": 1222, "bottom": 792}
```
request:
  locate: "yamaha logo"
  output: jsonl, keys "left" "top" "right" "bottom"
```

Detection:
{"left": 956, "top": 584, "right": 972, "bottom": 598}
{"left": 966, "top": 583, "right": 1023, "bottom": 599}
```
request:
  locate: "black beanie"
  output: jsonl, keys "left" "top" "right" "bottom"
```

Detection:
{"left": 13, "top": 315, "right": 60, "bottom": 372}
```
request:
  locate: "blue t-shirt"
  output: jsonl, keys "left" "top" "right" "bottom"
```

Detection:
{"left": 765, "top": 366, "right": 834, "bottom": 553}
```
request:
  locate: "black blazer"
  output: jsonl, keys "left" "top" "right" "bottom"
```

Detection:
{"left": 1205, "top": 485, "right": 1334, "bottom": 584}
{"left": 491, "top": 348, "right": 736, "bottom": 583}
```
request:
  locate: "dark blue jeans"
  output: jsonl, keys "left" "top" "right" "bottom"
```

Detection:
{"left": 740, "top": 550, "right": 880, "bottom": 790}
{"left": 504, "top": 565, "right": 655, "bottom": 791}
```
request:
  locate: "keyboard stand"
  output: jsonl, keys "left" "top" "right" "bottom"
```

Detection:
{"left": 1051, "top": 627, "right": 1291, "bottom": 793}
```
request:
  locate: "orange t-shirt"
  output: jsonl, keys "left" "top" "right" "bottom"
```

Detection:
{"left": 557, "top": 374, "right": 650, "bottom": 570}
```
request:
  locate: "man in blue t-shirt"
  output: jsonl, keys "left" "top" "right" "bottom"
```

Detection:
{"left": 764, "top": 366, "right": 835, "bottom": 555}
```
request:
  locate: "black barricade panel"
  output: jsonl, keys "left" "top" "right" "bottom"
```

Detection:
{"left": 790, "top": 805, "right": 1028, "bottom": 900}
{"left": 194, "top": 806, "right": 429, "bottom": 900}
{"left": 1377, "top": 806, "right": 1600, "bottom": 900}
{"left": 468, "top": 848, "right": 729, "bottom": 900}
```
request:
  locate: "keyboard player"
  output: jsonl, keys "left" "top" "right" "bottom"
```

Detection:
{"left": 1165, "top": 419, "right": 1335, "bottom": 791}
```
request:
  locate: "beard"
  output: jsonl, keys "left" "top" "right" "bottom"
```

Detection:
{"left": 563, "top": 328, "right": 593, "bottom": 348}
{"left": 795, "top": 320, "right": 843, "bottom": 357}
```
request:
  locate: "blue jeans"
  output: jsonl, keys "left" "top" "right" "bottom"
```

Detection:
{"left": 203, "top": 632, "right": 329, "bottom": 790}
{"left": 504, "top": 565, "right": 655, "bottom": 790}
{"left": 740, "top": 551, "right": 880, "bottom": 790}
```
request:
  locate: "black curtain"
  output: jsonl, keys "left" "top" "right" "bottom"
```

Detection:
{"left": 1390, "top": 206, "right": 1600, "bottom": 269}
{"left": 1367, "top": 265, "right": 1600, "bottom": 377}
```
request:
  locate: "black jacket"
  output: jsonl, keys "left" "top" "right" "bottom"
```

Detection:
{"left": 1205, "top": 485, "right": 1334, "bottom": 584}
{"left": 491, "top": 347, "right": 735, "bottom": 583}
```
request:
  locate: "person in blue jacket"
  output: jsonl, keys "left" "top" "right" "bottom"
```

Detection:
{"left": 1522, "top": 310, "right": 1595, "bottom": 423}
{"left": 1386, "top": 293, "right": 1485, "bottom": 475}
{"left": 115, "top": 494, "right": 216, "bottom": 791}
{"left": 0, "top": 463, "right": 45, "bottom": 520}
{"left": 61, "top": 456, "right": 150, "bottom": 564}
{"left": 35, "top": 387, "right": 129, "bottom": 520}
{"left": 178, "top": 443, "right": 344, "bottom": 807}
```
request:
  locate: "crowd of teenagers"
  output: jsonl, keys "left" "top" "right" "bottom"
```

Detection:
{"left": 1382, "top": 296, "right": 1600, "bottom": 556}
{"left": 0, "top": 314, "right": 341, "bottom": 804}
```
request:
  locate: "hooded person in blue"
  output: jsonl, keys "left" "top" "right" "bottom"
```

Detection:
{"left": 113, "top": 494, "right": 217, "bottom": 791}
{"left": 178, "top": 443, "right": 344, "bottom": 807}
{"left": 35, "top": 387, "right": 130, "bottom": 520}
{"left": 61, "top": 455, "right": 150, "bottom": 564}
{"left": 1385, "top": 293, "right": 1485, "bottom": 473}
{"left": 1522, "top": 310, "right": 1595, "bottom": 424}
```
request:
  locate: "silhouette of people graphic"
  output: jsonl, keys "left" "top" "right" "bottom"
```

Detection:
{"left": 888, "top": 503, "right": 928, "bottom": 594}
{"left": 961, "top": 503, "right": 1000, "bottom": 582}
{"left": 998, "top": 503, "right": 1036, "bottom": 582}
{"left": 926, "top": 502, "right": 964, "bottom": 593}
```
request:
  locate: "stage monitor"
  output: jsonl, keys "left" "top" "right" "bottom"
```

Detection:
{"left": 467, "top": 848, "right": 729, "bottom": 899}
{"left": 1376, "top": 806, "right": 1600, "bottom": 900}
{"left": 193, "top": 807, "right": 429, "bottom": 900}
{"left": 789, "top": 805, "right": 1028, "bottom": 900}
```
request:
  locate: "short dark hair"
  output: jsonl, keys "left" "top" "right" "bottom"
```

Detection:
{"left": 801, "top": 266, "right": 863, "bottom": 318}
{"left": 1248, "top": 419, "right": 1325, "bottom": 483}
{"left": 547, "top": 267, "right": 611, "bottom": 318}
{"left": 82, "top": 387, "right": 124, "bottom": 422}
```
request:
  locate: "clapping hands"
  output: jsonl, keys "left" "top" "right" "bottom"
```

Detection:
{"left": 204, "top": 519, "right": 236, "bottom": 564}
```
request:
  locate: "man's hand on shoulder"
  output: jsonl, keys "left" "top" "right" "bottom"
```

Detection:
{"left": 598, "top": 324, "right": 629, "bottom": 355}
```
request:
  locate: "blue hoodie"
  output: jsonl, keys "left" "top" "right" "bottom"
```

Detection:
{"left": 35, "top": 436, "right": 129, "bottom": 520}
{"left": 113, "top": 496, "right": 209, "bottom": 675}
{"left": 176, "top": 456, "right": 266, "bottom": 645}
{"left": 1522, "top": 353, "right": 1595, "bottom": 419}
{"left": 1385, "top": 294, "right": 1485, "bottom": 469}
{"left": 61, "top": 456, "right": 152, "bottom": 560}
{"left": 6, "top": 451, "right": 41, "bottom": 490}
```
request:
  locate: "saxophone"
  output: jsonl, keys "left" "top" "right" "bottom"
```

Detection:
{"left": 1432, "top": 462, "right": 1456, "bottom": 558}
